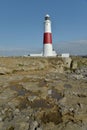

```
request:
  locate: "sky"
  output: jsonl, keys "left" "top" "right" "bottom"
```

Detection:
{"left": 0, "top": 0, "right": 87, "bottom": 56}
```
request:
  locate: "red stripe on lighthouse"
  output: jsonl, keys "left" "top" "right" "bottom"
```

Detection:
{"left": 43, "top": 33, "right": 52, "bottom": 44}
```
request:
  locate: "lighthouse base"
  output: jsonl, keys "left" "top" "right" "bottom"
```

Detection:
{"left": 43, "top": 44, "right": 57, "bottom": 57}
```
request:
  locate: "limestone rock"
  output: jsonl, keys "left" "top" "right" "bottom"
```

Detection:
{"left": 29, "top": 121, "right": 39, "bottom": 130}
{"left": 0, "top": 67, "right": 11, "bottom": 75}
{"left": 63, "top": 57, "right": 72, "bottom": 69}
{"left": 71, "top": 60, "right": 78, "bottom": 70}
{"left": 63, "top": 122, "right": 84, "bottom": 130}
{"left": 0, "top": 122, "right": 4, "bottom": 130}
{"left": 19, "top": 122, "right": 29, "bottom": 130}
{"left": 0, "top": 57, "right": 87, "bottom": 130}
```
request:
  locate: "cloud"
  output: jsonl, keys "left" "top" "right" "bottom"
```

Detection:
{"left": 0, "top": 40, "right": 87, "bottom": 56}
{"left": 0, "top": 48, "right": 42, "bottom": 56}
{"left": 54, "top": 40, "right": 87, "bottom": 55}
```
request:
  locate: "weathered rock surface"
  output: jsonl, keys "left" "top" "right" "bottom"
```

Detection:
{"left": 0, "top": 56, "right": 87, "bottom": 130}
{"left": 63, "top": 57, "right": 72, "bottom": 69}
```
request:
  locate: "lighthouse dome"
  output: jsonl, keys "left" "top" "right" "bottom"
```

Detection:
{"left": 45, "top": 14, "right": 50, "bottom": 20}
{"left": 45, "top": 14, "right": 50, "bottom": 17}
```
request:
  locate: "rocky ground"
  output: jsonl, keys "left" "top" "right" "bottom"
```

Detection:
{"left": 0, "top": 56, "right": 87, "bottom": 130}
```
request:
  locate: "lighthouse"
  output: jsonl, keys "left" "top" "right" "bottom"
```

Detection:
{"left": 43, "top": 14, "right": 53, "bottom": 56}
{"left": 28, "top": 14, "right": 57, "bottom": 57}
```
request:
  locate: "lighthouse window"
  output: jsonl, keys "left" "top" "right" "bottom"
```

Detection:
{"left": 45, "top": 17, "right": 50, "bottom": 20}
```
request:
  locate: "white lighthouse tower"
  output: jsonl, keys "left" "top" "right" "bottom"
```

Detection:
{"left": 43, "top": 14, "right": 53, "bottom": 56}
{"left": 43, "top": 14, "right": 57, "bottom": 57}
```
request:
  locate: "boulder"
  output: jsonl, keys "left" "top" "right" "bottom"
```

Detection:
{"left": 63, "top": 57, "right": 72, "bottom": 69}
{"left": 71, "top": 60, "right": 78, "bottom": 70}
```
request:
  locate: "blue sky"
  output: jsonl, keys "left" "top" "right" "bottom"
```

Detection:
{"left": 0, "top": 0, "right": 87, "bottom": 55}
